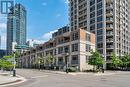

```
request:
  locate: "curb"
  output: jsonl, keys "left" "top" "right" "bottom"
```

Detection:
{"left": 0, "top": 75, "right": 27, "bottom": 87}
{"left": 40, "top": 70, "right": 67, "bottom": 75}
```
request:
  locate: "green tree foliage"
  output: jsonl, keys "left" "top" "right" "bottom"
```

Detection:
{"left": 0, "top": 56, "right": 13, "bottom": 70}
{"left": 111, "top": 53, "right": 121, "bottom": 69}
{"left": 89, "top": 51, "right": 104, "bottom": 70}
{"left": 46, "top": 55, "right": 55, "bottom": 66}
{"left": 121, "top": 54, "right": 130, "bottom": 69}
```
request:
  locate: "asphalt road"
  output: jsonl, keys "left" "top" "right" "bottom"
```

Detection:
{"left": 8, "top": 69, "right": 130, "bottom": 87}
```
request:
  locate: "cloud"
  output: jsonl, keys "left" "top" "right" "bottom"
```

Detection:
{"left": 42, "top": 2, "right": 47, "bottom": 6}
{"left": 27, "top": 39, "right": 45, "bottom": 47}
{"left": 0, "top": 32, "right": 6, "bottom": 49}
{"left": 42, "top": 30, "right": 57, "bottom": 40}
{"left": 27, "top": 30, "right": 57, "bottom": 47}
{"left": 0, "top": 14, "right": 7, "bottom": 24}
{"left": 0, "top": 23, "right": 6, "bottom": 30}
{"left": 0, "top": 13, "right": 7, "bottom": 49}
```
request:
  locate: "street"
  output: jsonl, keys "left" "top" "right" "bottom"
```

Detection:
{"left": 8, "top": 69, "right": 130, "bottom": 87}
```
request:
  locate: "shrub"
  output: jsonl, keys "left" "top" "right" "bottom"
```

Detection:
{"left": 83, "top": 69, "right": 99, "bottom": 73}
{"left": 67, "top": 67, "right": 77, "bottom": 72}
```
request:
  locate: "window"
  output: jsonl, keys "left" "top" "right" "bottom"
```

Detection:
{"left": 58, "top": 57, "right": 64, "bottom": 64}
{"left": 90, "top": 18, "right": 95, "bottom": 24}
{"left": 97, "top": 16, "right": 103, "bottom": 22}
{"left": 64, "top": 46, "right": 69, "bottom": 53}
{"left": 97, "top": 36, "right": 103, "bottom": 42}
{"left": 97, "top": 29, "right": 103, "bottom": 35}
{"left": 97, "top": 0, "right": 102, "bottom": 3}
{"left": 90, "top": 25, "right": 95, "bottom": 31}
{"left": 97, "top": 9, "right": 103, "bottom": 16}
{"left": 90, "top": 0, "right": 95, "bottom": 6}
{"left": 86, "top": 33, "right": 90, "bottom": 41}
{"left": 97, "top": 22, "right": 103, "bottom": 29}
{"left": 97, "top": 43, "right": 103, "bottom": 48}
{"left": 58, "top": 47, "right": 63, "bottom": 54}
{"left": 72, "top": 43, "right": 78, "bottom": 52}
{"left": 90, "top": 12, "right": 95, "bottom": 18}
{"left": 72, "top": 32, "right": 79, "bottom": 41}
{"left": 86, "top": 44, "right": 90, "bottom": 52}
{"left": 90, "top": 5, "right": 95, "bottom": 12}
{"left": 71, "top": 55, "right": 78, "bottom": 64}
{"left": 97, "top": 2, "right": 102, "bottom": 9}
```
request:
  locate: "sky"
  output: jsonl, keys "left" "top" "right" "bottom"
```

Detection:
{"left": 0, "top": 0, "right": 69, "bottom": 49}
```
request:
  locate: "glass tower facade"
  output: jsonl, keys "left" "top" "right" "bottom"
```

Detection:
{"left": 7, "top": 4, "right": 26, "bottom": 54}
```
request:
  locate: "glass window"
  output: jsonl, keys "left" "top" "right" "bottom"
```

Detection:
{"left": 90, "top": 25, "right": 95, "bottom": 31}
{"left": 90, "top": 0, "right": 95, "bottom": 6}
{"left": 90, "top": 12, "right": 95, "bottom": 18}
{"left": 72, "top": 43, "right": 78, "bottom": 52}
{"left": 97, "top": 43, "right": 103, "bottom": 48}
{"left": 86, "top": 44, "right": 90, "bottom": 52}
{"left": 97, "top": 2, "right": 102, "bottom": 9}
{"left": 97, "top": 0, "right": 102, "bottom": 3}
{"left": 97, "top": 36, "right": 103, "bottom": 41}
{"left": 97, "top": 29, "right": 103, "bottom": 35}
{"left": 90, "top": 5, "right": 95, "bottom": 12}
{"left": 86, "top": 33, "right": 90, "bottom": 41}
{"left": 71, "top": 55, "right": 78, "bottom": 64}
{"left": 58, "top": 47, "right": 63, "bottom": 54}
{"left": 90, "top": 18, "right": 95, "bottom": 24}
{"left": 97, "top": 22, "right": 103, "bottom": 29}
{"left": 97, "top": 9, "right": 103, "bottom": 16}
{"left": 72, "top": 32, "right": 79, "bottom": 41}
{"left": 97, "top": 16, "right": 103, "bottom": 22}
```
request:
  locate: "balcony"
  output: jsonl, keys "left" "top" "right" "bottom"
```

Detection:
{"left": 106, "top": 0, "right": 113, "bottom": 3}
{"left": 106, "top": 38, "right": 113, "bottom": 43}
{"left": 106, "top": 31, "right": 113, "bottom": 35}
{"left": 106, "top": 53, "right": 113, "bottom": 56}
{"left": 106, "top": 45, "right": 114, "bottom": 49}
{"left": 58, "top": 62, "right": 64, "bottom": 66}
{"left": 106, "top": 18, "right": 113, "bottom": 23}
{"left": 106, "top": 4, "right": 113, "bottom": 10}
{"left": 106, "top": 11, "right": 113, "bottom": 17}
{"left": 71, "top": 60, "right": 78, "bottom": 65}
{"left": 106, "top": 25, "right": 113, "bottom": 30}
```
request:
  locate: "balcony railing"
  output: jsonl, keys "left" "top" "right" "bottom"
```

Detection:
{"left": 106, "top": 11, "right": 113, "bottom": 17}
{"left": 106, "top": 39, "right": 113, "bottom": 42}
{"left": 106, "top": 18, "right": 113, "bottom": 23}
{"left": 106, "top": 4, "right": 113, "bottom": 9}
{"left": 71, "top": 60, "right": 78, "bottom": 65}
{"left": 106, "top": 24, "right": 113, "bottom": 30}
{"left": 106, "top": 32, "right": 113, "bottom": 36}
{"left": 106, "top": 45, "right": 114, "bottom": 48}
{"left": 58, "top": 62, "right": 64, "bottom": 65}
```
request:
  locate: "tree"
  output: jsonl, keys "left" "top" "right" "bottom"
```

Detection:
{"left": 0, "top": 56, "right": 13, "bottom": 71}
{"left": 89, "top": 51, "right": 104, "bottom": 71}
{"left": 46, "top": 54, "right": 55, "bottom": 68}
{"left": 37, "top": 56, "right": 45, "bottom": 69}
{"left": 121, "top": 54, "right": 130, "bottom": 70}
{"left": 46, "top": 55, "right": 54, "bottom": 65}
{"left": 111, "top": 53, "right": 121, "bottom": 69}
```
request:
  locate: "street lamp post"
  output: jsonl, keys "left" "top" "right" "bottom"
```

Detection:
{"left": 102, "top": 54, "right": 105, "bottom": 73}
{"left": 13, "top": 51, "right": 16, "bottom": 77}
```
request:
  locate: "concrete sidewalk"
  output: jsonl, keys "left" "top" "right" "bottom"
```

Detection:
{"left": 0, "top": 72, "right": 26, "bottom": 86}
{"left": 38, "top": 69, "right": 130, "bottom": 76}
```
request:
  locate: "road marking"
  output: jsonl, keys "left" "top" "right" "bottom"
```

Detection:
{"left": 31, "top": 75, "right": 48, "bottom": 79}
